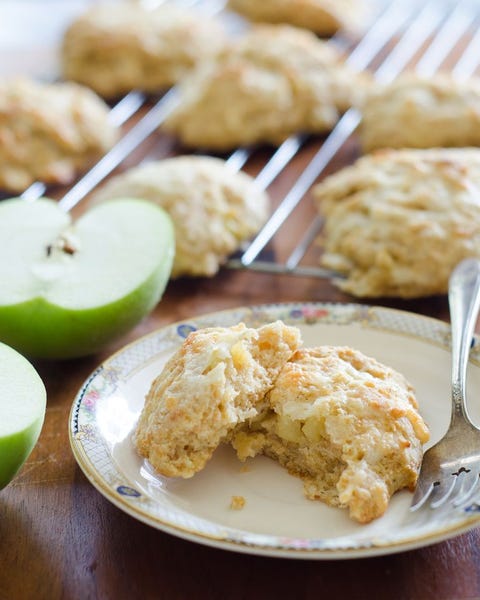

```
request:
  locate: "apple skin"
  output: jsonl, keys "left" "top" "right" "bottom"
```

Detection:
{"left": 0, "top": 342, "right": 47, "bottom": 489}
{"left": 0, "top": 197, "right": 175, "bottom": 359}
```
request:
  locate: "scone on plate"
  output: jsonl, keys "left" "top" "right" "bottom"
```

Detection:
{"left": 359, "top": 74, "right": 480, "bottom": 152}
{"left": 313, "top": 148, "right": 480, "bottom": 298}
{"left": 163, "top": 25, "right": 368, "bottom": 150}
{"left": 61, "top": 3, "right": 225, "bottom": 97}
{"left": 228, "top": 0, "right": 370, "bottom": 36}
{"left": 232, "top": 346, "right": 429, "bottom": 524}
{"left": 0, "top": 78, "right": 118, "bottom": 193}
{"left": 90, "top": 155, "right": 269, "bottom": 278}
{"left": 134, "top": 321, "right": 302, "bottom": 478}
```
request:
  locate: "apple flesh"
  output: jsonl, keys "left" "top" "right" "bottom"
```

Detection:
{"left": 0, "top": 197, "right": 174, "bottom": 359}
{"left": 0, "top": 342, "right": 47, "bottom": 489}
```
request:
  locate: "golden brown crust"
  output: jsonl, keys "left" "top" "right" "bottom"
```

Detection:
{"left": 61, "top": 3, "right": 225, "bottom": 97}
{"left": 360, "top": 74, "right": 480, "bottom": 152}
{"left": 163, "top": 24, "right": 368, "bottom": 150}
{"left": 90, "top": 156, "right": 269, "bottom": 278}
{"left": 228, "top": 0, "right": 370, "bottom": 36}
{"left": 134, "top": 321, "right": 302, "bottom": 478}
{"left": 313, "top": 148, "right": 480, "bottom": 298}
{"left": 0, "top": 78, "right": 118, "bottom": 192}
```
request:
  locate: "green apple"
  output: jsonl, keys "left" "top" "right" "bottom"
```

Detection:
{"left": 0, "top": 341, "right": 47, "bottom": 489}
{"left": 0, "top": 197, "right": 174, "bottom": 359}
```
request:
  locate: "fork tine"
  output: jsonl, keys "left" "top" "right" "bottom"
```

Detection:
{"left": 430, "top": 474, "right": 460, "bottom": 509}
{"left": 453, "top": 471, "right": 480, "bottom": 507}
{"left": 410, "top": 476, "right": 436, "bottom": 511}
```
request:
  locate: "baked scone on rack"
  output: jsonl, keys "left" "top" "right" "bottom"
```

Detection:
{"left": 313, "top": 148, "right": 480, "bottom": 298}
{"left": 61, "top": 2, "right": 225, "bottom": 97}
{"left": 0, "top": 78, "right": 118, "bottom": 193}
{"left": 134, "top": 321, "right": 302, "bottom": 478}
{"left": 359, "top": 74, "right": 480, "bottom": 152}
{"left": 163, "top": 25, "right": 368, "bottom": 150}
{"left": 228, "top": 0, "right": 370, "bottom": 36}
{"left": 232, "top": 346, "right": 429, "bottom": 524}
{"left": 90, "top": 155, "right": 269, "bottom": 278}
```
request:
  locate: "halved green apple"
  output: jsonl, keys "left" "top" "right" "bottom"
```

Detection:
{"left": 0, "top": 341, "right": 47, "bottom": 489}
{"left": 0, "top": 197, "right": 174, "bottom": 359}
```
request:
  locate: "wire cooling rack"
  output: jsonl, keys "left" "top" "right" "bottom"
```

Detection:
{"left": 17, "top": 0, "right": 480, "bottom": 280}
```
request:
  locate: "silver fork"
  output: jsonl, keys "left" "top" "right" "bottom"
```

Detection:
{"left": 410, "top": 258, "right": 480, "bottom": 511}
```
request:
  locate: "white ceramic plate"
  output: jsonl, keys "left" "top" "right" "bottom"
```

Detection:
{"left": 69, "top": 302, "right": 480, "bottom": 559}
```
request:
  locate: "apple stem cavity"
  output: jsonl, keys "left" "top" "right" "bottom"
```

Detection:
{"left": 46, "top": 230, "right": 80, "bottom": 258}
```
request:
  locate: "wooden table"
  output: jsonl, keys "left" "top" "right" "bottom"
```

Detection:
{"left": 1, "top": 135, "right": 479, "bottom": 599}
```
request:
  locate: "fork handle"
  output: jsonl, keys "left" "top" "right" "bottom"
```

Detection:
{"left": 448, "top": 258, "right": 480, "bottom": 424}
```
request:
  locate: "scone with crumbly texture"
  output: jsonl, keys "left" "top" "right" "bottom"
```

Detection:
{"left": 61, "top": 3, "right": 225, "bottom": 97}
{"left": 232, "top": 346, "right": 429, "bottom": 524}
{"left": 163, "top": 25, "right": 368, "bottom": 150}
{"left": 90, "top": 156, "right": 269, "bottom": 277}
{"left": 228, "top": 0, "right": 370, "bottom": 36}
{"left": 360, "top": 74, "right": 480, "bottom": 152}
{"left": 0, "top": 78, "right": 118, "bottom": 193}
{"left": 313, "top": 148, "right": 480, "bottom": 298}
{"left": 134, "top": 321, "right": 302, "bottom": 478}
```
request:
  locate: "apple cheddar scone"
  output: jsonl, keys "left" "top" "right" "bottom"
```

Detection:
{"left": 314, "top": 148, "right": 480, "bottom": 298}
{"left": 163, "top": 25, "right": 368, "bottom": 150}
{"left": 134, "top": 321, "right": 302, "bottom": 478}
{"left": 232, "top": 346, "right": 429, "bottom": 524}
{"left": 228, "top": 0, "right": 370, "bottom": 36}
{"left": 0, "top": 78, "right": 118, "bottom": 193}
{"left": 135, "top": 322, "right": 429, "bottom": 523}
{"left": 359, "top": 74, "right": 480, "bottom": 152}
{"left": 91, "top": 156, "right": 269, "bottom": 278}
{"left": 61, "top": 2, "right": 225, "bottom": 97}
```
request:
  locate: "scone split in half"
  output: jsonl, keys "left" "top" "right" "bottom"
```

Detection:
{"left": 135, "top": 322, "right": 429, "bottom": 524}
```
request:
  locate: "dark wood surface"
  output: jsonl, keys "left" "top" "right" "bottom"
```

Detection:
{"left": 1, "top": 23, "right": 479, "bottom": 593}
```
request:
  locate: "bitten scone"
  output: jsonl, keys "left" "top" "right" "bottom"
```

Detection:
{"left": 232, "top": 346, "right": 429, "bottom": 524}
{"left": 228, "top": 0, "right": 369, "bottom": 36}
{"left": 0, "top": 78, "right": 118, "bottom": 193}
{"left": 163, "top": 25, "right": 368, "bottom": 150}
{"left": 134, "top": 321, "right": 302, "bottom": 478}
{"left": 61, "top": 3, "right": 225, "bottom": 97}
{"left": 360, "top": 74, "right": 480, "bottom": 152}
{"left": 313, "top": 148, "right": 480, "bottom": 298}
{"left": 90, "top": 156, "right": 269, "bottom": 277}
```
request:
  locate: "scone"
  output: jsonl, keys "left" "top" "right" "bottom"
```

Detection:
{"left": 163, "top": 24, "right": 368, "bottom": 150}
{"left": 134, "top": 321, "right": 302, "bottom": 478}
{"left": 0, "top": 78, "right": 118, "bottom": 193}
{"left": 232, "top": 346, "right": 430, "bottom": 524}
{"left": 90, "top": 156, "right": 269, "bottom": 278}
{"left": 228, "top": 0, "right": 370, "bottom": 36}
{"left": 61, "top": 3, "right": 225, "bottom": 97}
{"left": 313, "top": 148, "right": 480, "bottom": 298}
{"left": 360, "top": 74, "right": 480, "bottom": 152}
